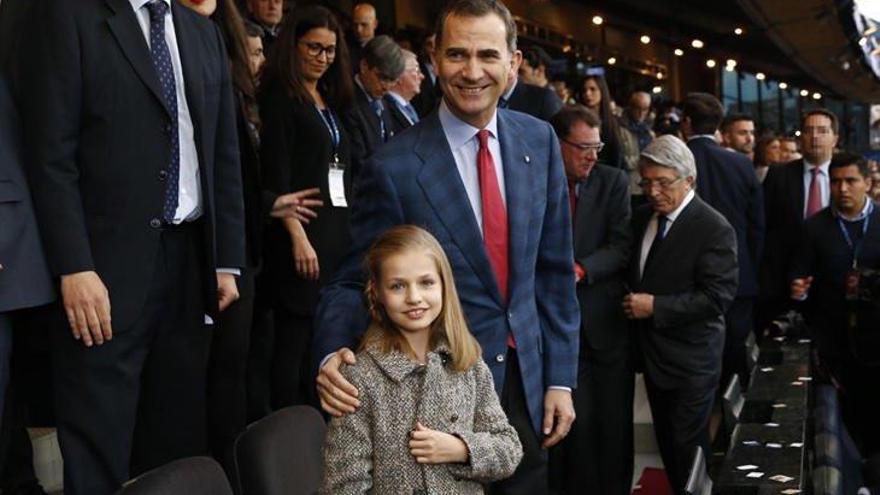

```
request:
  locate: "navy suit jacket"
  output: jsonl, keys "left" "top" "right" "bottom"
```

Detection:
{"left": 0, "top": 76, "right": 54, "bottom": 313}
{"left": 689, "top": 137, "right": 764, "bottom": 298}
{"left": 315, "top": 108, "right": 580, "bottom": 433}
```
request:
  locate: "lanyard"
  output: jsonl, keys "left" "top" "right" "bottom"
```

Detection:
{"left": 836, "top": 202, "right": 873, "bottom": 269}
{"left": 315, "top": 106, "right": 340, "bottom": 162}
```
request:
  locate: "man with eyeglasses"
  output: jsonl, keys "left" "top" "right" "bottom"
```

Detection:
{"left": 682, "top": 92, "right": 764, "bottom": 391}
{"left": 345, "top": 34, "right": 405, "bottom": 178}
{"left": 625, "top": 135, "right": 738, "bottom": 494}
{"left": 760, "top": 109, "right": 840, "bottom": 331}
{"left": 549, "top": 105, "right": 633, "bottom": 494}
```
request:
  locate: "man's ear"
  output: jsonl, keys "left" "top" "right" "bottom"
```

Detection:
{"left": 511, "top": 49, "right": 523, "bottom": 73}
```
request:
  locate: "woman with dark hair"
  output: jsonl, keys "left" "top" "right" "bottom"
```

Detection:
{"left": 753, "top": 134, "right": 782, "bottom": 183}
{"left": 259, "top": 5, "right": 355, "bottom": 409}
{"left": 178, "top": 0, "right": 325, "bottom": 470}
{"left": 579, "top": 74, "right": 625, "bottom": 169}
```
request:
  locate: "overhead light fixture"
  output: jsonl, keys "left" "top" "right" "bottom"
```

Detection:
{"left": 652, "top": 86, "right": 662, "bottom": 94}
{"left": 734, "top": 27, "right": 744, "bottom": 35}
{"left": 756, "top": 72, "right": 766, "bottom": 80}
{"left": 656, "top": 72, "right": 664, "bottom": 79}
{"left": 725, "top": 65, "right": 735, "bottom": 72}
{"left": 706, "top": 59, "right": 717, "bottom": 68}
{"left": 607, "top": 57, "right": 617, "bottom": 65}
{"left": 640, "top": 35, "right": 651, "bottom": 44}
{"left": 674, "top": 48, "right": 685, "bottom": 56}
{"left": 592, "top": 15, "right": 604, "bottom": 26}
{"left": 800, "top": 89, "right": 810, "bottom": 97}
{"left": 795, "top": 130, "right": 802, "bottom": 137}
{"left": 691, "top": 39, "right": 704, "bottom": 49}
{"left": 778, "top": 82, "right": 788, "bottom": 89}
{"left": 726, "top": 59, "right": 737, "bottom": 67}
{"left": 813, "top": 92, "right": 822, "bottom": 99}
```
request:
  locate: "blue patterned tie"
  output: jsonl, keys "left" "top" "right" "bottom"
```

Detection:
{"left": 147, "top": 1, "right": 180, "bottom": 223}
{"left": 402, "top": 102, "right": 419, "bottom": 124}
{"left": 369, "top": 98, "right": 387, "bottom": 141}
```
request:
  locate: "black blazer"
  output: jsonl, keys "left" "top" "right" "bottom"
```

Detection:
{"left": 25, "top": 0, "right": 245, "bottom": 331}
{"left": 689, "top": 137, "right": 764, "bottom": 298}
{"left": 234, "top": 91, "right": 271, "bottom": 268}
{"left": 573, "top": 165, "right": 632, "bottom": 351}
{"left": 761, "top": 159, "right": 809, "bottom": 300}
{"left": 383, "top": 94, "right": 416, "bottom": 137}
{"left": 504, "top": 81, "right": 563, "bottom": 122}
{"left": 259, "top": 84, "right": 353, "bottom": 315}
{"left": 0, "top": 76, "right": 54, "bottom": 313}
{"left": 791, "top": 205, "right": 880, "bottom": 361}
{"left": 629, "top": 197, "right": 739, "bottom": 388}
{"left": 411, "top": 60, "right": 439, "bottom": 118}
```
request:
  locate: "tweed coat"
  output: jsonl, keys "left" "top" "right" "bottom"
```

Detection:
{"left": 321, "top": 344, "right": 523, "bottom": 494}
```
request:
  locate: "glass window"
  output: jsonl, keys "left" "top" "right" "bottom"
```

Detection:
{"left": 722, "top": 69, "right": 739, "bottom": 114}
{"left": 740, "top": 73, "right": 759, "bottom": 123}
{"left": 761, "top": 80, "right": 780, "bottom": 133}
{"left": 782, "top": 87, "right": 799, "bottom": 136}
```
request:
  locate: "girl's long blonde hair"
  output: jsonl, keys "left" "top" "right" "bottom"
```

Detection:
{"left": 360, "top": 225, "right": 481, "bottom": 372}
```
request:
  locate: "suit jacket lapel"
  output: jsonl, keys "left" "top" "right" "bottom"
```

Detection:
{"left": 173, "top": 4, "right": 204, "bottom": 141}
{"left": 641, "top": 197, "right": 700, "bottom": 283}
{"left": 415, "top": 114, "right": 501, "bottom": 303}
{"left": 497, "top": 110, "right": 532, "bottom": 299}
{"left": 105, "top": 0, "right": 172, "bottom": 117}
{"left": 573, "top": 172, "right": 600, "bottom": 254}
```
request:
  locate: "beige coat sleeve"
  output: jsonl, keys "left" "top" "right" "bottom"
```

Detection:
{"left": 448, "top": 360, "right": 524, "bottom": 482}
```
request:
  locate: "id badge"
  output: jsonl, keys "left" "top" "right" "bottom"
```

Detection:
{"left": 845, "top": 269, "right": 860, "bottom": 301}
{"left": 328, "top": 163, "right": 347, "bottom": 208}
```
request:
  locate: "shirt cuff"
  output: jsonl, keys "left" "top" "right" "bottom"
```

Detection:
{"left": 548, "top": 386, "right": 572, "bottom": 393}
{"left": 217, "top": 268, "right": 241, "bottom": 277}
{"left": 319, "top": 352, "right": 336, "bottom": 369}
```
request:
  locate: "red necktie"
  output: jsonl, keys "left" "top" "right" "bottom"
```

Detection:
{"left": 806, "top": 167, "right": 822, "bottom": 218}
{"left": 477, "top": 130, "right": 514, "bottom": 347}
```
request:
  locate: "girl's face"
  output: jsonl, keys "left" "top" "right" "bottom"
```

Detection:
{"left": 582, "top": 78, "right": 602, "bottom": 109}
{"left": 377, "top": 250, "right": 443, "bottom": 335}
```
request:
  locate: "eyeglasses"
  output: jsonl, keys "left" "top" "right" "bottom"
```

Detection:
{"left": 299, "top": 41, "right": 336, "bottom": 59}
{"left": 638, "top": 177, "right": 684, "bottom": 190}
{"left": 562, "top": 139, "right": 604, "bottom": 153}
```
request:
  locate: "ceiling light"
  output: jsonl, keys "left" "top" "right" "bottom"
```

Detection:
{"left": 656, "top": 72, "right": 664, "bottom": 79}
{"left": 726, "top": 59, "right": 737, "bottom": 67}
{"left": 756, "top": 72, "right": 766, "bottom": 80}
{"left": 706, "top": 59, "right": 717, "bottom": 68}
{"left": 691, "top": 39, "right": 704, "bottom": 49}
{"left": 674, "top": 48, "right": 684, "bottom": 56}
{"left": 734, "top": 27, "right": 744, "bottom": 35}
{"left": 725, "top": 65, "right": 735, "bottom": 72}
{"left": 778, "top": 82, "right": 788, "bottom": 89}
{"left": 813, "top": 92, "right": 822, "bottom": 99}
{"left": 652, "top": 86, "right": 662, "bottom": 94}
{"left": 607, "top": 57, "right": 617, "bottom": 65}
{"left": 795, "top": 130, "right": 802, "bottom": 137}
{"left": 592, "top": 15, "right": 604, "bottom": 26}
{"left": 640, "top": 35, "right": 651, "bottom": 44}
{"left": 800, "top": 89, "right": 810, "bottom": 97}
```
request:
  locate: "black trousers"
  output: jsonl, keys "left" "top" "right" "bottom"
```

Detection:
{"left": 644, "top": 376, "right": 717, "bottom": 495}
{"left": 270, "top": 308, "right": 316, "bottom": 409}
{"left": 555, "top": 344, "right": 634, "bottom": 495}
{"left": 488, "top": 349, "right": 548, "bottom": 495}
{"left": 245, "top": 272, "right": 274, "bottom": 422}
{"left": 51, "top": 223, "right": 210, "bottom": 495}
{"left": 721, "top": 297, "right": 754, "bottom": 389}
{"left": 207, "top": 267, "right": 255, "bottom": 473}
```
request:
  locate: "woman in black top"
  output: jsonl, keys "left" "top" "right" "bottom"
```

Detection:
{"left": 179, "top": 0, "right": 326, "bottom": 473}
{"left": 579, "top": 74, "right": 625, "bottom": 169}
{"left": 259, "top": 5, "right": 354, "bottom": 408}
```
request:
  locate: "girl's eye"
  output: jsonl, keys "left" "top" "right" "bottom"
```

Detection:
{"left": 420, "top": 279, "right": 435, "bottom": 287}
{"left": 389, "top": 282, "right": 404, "bottom": 291}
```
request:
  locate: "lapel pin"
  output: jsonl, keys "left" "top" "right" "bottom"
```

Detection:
{"left": 524, "top": 155, "right": 531, "bottom": 163}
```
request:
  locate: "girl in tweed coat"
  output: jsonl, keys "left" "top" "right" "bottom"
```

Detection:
{"left": 321, "top": 225, "right": 523, "bottom": 494}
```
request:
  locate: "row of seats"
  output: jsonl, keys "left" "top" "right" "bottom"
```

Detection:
{"left": 117, "top": 406, "right": 326, "bottom": 495}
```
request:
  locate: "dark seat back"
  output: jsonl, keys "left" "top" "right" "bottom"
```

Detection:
{"left": 234, "top": 405, "right": 326, "bottom": 495}
{"left": 116, "top": 457, "right": 232, "bottom": 495}
{"left": 684, "top": 446, "right": 712, "bottom": 495}
{"left": 722, "top": 374, "right": 744, "bottom": 438}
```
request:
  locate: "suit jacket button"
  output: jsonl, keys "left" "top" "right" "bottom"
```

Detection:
{"left": 150, "top": 218, "right": 162, "bottom": 229}
{"left": 158, "top": 170, "right": 168, "bottom": 181}
{"left": 495, "top": 353, "right": 505, "bottom": 363}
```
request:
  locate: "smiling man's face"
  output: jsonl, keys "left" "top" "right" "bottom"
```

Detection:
{"left": 432, "top": 12, "right": 514, "bottom": 128}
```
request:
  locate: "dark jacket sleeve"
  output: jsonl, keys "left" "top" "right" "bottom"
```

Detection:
{"left": 540, "top": 88, "right": 563, "bottom": 121}
{"left": 746, "top": 165, "right": 765, "bottom": 282}
{"left": 653, "top": 217, "right": 739, "bottom": 329}
{"left": 579, "top": 168, "right": 632, "bottom": 284}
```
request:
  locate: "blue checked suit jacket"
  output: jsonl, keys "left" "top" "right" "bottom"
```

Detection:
{"left": 314, "top": 108, "right": 580, "bottom": 434}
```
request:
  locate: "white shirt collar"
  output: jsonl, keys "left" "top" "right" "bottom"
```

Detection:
{"left": 803, "top": 159, "right": 831, "bottom": 175}
{"left": 661, "top": 189, "right": 696, "bottom": 224}
{"left": 834, "top": 197, "right": 874, "bottom": 222}
{"left": 438, "top": 99, "right": 499, "bottom": 152}
{"left": 687, "top": 134, "right": 717, "bottom": 142}
{"left": 386, "top": 91, "right": 408, "bottom": 108}
{"left": 502, "top": 79, "right": 517, "bottom": 102}
{"left": 130, "top": 0, "right": 170, "bottom": 11}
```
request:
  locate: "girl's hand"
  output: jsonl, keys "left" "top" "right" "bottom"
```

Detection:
{"left": 292, "top": 235, "right": 320, "bottom": 281}
{"left": 409, "top": 422, "right": 469, "bottom": 464}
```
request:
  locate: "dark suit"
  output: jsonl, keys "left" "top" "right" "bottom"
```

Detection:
{"left": 315, "top": 108, "right": 580, "bottom": 493}
{"left": 411, "top": 59, "right": 439, "bottom": 118}
{"left": 344, "top": 83, "right": 392, "bottom": 180}
{"left": 791, "top": 205, "right": 880, "bottom": 455}
{"left": 557, "top": 165, "right": 633, "bottom": 495}
{"left": 688, "top": 136, "right": 764, "bottom": 384}
{"left": 760, "top": 159, "right": 811, "bottom": 322}
{"left": 383, "top": 93, "right": 416, "bottom": 137}
{"left": 629, "top": 196, "right": 738, "bottom": 494}
{"left": 26, "top": 1, "right": 245, "bottom": 493}
{"left": 503, "top": 81, "right": 563, "bottom": 122}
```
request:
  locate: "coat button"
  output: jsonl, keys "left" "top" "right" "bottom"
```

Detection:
{"left": 158, "top": 170, "right": 168, "bottom": 181}
{"left": 495, "top": 353, "right": 505, "bottom": 363}
{"left": 150, "top": 218, "right": 162, "bottom": 229}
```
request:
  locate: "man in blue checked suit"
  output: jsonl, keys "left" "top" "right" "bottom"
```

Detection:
{"left": 314, "top": 1, "right": 579, "bottom": 492}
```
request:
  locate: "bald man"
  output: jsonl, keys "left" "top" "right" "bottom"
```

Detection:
{"left": 349, "top": 3, "right": 378, "bottom": 72}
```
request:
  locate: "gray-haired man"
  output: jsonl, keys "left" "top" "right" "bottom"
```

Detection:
{"left": 624, "top": 135, "right": 739, "bottom": 494}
